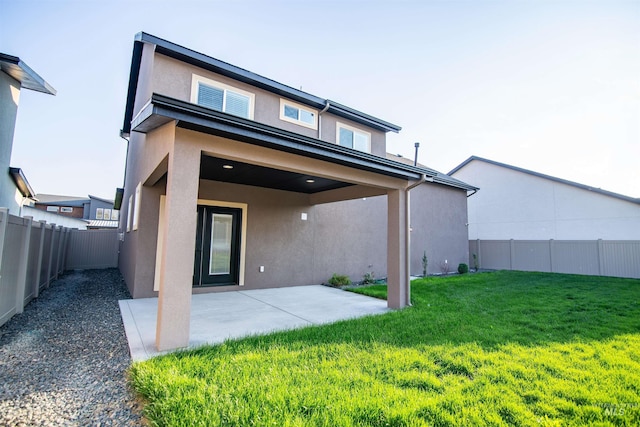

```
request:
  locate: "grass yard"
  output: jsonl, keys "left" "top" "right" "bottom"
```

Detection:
{"left": 129, "top": 271, "right": 640, "bottom": 426}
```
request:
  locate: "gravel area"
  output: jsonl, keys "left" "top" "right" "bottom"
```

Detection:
{"left": 0, "top": 269, "right": 144, "bottom": 426}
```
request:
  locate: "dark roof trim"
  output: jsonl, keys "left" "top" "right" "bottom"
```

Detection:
{"left": 431, "top": 173, "right": 478, "bottom": 192}
{"left": 449, "top": 156, "right": 640, "bottom": 205}
{"left": 9, "top": 167, "right": 36, "bottom": 198}
{"left": 0, "top": 53, "right": 56, "bottom": 95}
{"left": 121, "top": 42, "right": 143, "bottom": 136}
{"left": 133, "top": 94, "right": 426, "bottom": 181}
{"left": 121, "top": 32, "right": 401, "bottom": 135}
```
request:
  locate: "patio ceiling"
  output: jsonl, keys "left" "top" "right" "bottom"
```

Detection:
{"left": 200, "top": 155, "right": 353, "bottom": 194}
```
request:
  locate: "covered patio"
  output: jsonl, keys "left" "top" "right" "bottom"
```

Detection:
{"left": 119, "top": 284, "right": 389, "bottom": 361}
{"left": 126, "top": 94, "right": 430, "bottom": 352}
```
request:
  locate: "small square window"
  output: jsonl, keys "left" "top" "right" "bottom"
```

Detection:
{"left": 336, "top": 122, "right": 371, "bottom": 153}
{"left": 60, "top": 207, "right": 73, "bottom": 213}
{"left": 279, "top": 99, "right": 317, "bottom": 130}
{"left": 46, "top": 206, "right": 59, "bottom": 212}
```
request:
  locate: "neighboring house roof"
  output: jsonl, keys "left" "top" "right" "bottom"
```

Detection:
{"left": 0, "top": 53, "right": 56, "bottom": 95}
{"left": 9, "top": 167, "right": 36, "bottom": 198}
{"left": 34, "top": 194, "right": 90, "bottom": 206}
{"left": 87, "top": 220, "right": 119, "bottom": 229}
{"left": 133, "top": 93, "right": 426, "bottom": 182}
{"left": 122, "top": 32, "right": 401, "bottom": 136}
{"left": 449, "top": 156, "right": 640, "bottom": 205}
{"left": 385, "top": 153, "right": 478, "bottom": 191}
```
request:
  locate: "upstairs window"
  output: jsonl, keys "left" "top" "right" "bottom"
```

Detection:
{"left": 96, "top": 208, "right": 104, "bottom": 220}
{"left": 191, "top": 75, "right": 254, "bottom": 119}
{"left": 336, "top": 122, "right": 371, "bottom": 153}
{"left": 279, "top": 99, "right": 317, "bottom": 129}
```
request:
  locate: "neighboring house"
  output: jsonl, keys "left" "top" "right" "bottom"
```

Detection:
{"left": 21, "top": 205, "right": 89, "bottom": 230}
{"left": 0, "top": 53, "right": 56, "bottom": 215}
{"left": 449, "top": 156, "right": 640, "bottom": 240}
{"left": 31, "top": 194, "right": 119, "bottom": 229}
{"left": 119, "top": 33, "right": 476, "bottom": 351}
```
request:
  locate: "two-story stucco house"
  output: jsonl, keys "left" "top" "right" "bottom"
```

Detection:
{"left": 119, "top": 33, "right": 475, "bottom": 351}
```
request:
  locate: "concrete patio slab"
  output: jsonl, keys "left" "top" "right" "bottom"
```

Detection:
{"left": 119, "top": 285, "right": 389, "bottom": 361}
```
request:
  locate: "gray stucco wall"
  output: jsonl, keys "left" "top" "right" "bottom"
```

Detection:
{"left": 312, "top": 196, "right": 387, "bottom": 283}
{"left": 151, "top": 54, "right": 387, "bottom": 156}
{"left": 409, "top": 184, "right": 470, "bottom": 275}
{"left": 0, "top": 71, "right": 21, "bottom": 215}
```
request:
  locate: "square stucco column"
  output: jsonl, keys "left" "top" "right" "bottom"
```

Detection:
{"left": 387, "top": 188, "right": 410, "bottom": 309}
{"left": 156, "top": 143, "right": 200, "bottom": 351}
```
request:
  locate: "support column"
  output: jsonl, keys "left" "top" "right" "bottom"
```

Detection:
{"left": 387, "top": 188, "right": 410, "bottom": 309}
{"left": 156, "top": 142, "right": 201, "bottom": 351}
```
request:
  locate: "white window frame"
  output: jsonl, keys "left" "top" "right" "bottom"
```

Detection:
{"left": 60, "top": 207, "right": 73, "bottom": 213}
{"left": 133, "top": 183, "right": 141, "bottom": 231}
{"left": 104, "top": 208, "right": 112, "bottom": 220}
{"left": 191, "top": 74, "right": 255, "bottom": 120}
{"left": 279, "top": 99, "right": 318, "bottom": 130}
{"left": 127, "top": 195, "right": 133, "bottom": 232}
{"left": 336, "top": 122, "right": 371, "bottom": 153}
{"left": 46, "top": 206, "right": 59, "bottom": 213}
{"left": 96, "top": 208, "right": 104, "bottom": 220}
{"left": 112, "top": 210, "right": 119, "bottom": 221}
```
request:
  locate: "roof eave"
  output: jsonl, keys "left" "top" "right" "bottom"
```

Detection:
{"left": 132, "top": 94, "right": 423, "bottom": 181}
{"left": 0, "top": 53, "right": 56, "bottom": 95}
{"left": 9, "top": 167, "right": 36, "bottom": 198}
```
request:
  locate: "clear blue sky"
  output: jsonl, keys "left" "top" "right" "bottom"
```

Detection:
{"left": 2, "top": 0, "right": 638, "bottom": 199}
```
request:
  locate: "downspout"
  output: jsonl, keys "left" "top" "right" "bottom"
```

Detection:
{"left": 317, "top": 100, "right": 330, "bottom": 140}
{"left": 404, "top": 173, "right": 429, "bottom": 306}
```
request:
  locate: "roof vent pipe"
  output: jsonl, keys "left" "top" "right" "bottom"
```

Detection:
{"left": 414, "top": 142, "right": 420, "bottom": 166}
{"left": 318, "top": 100, "right": 331, "bottom": 139}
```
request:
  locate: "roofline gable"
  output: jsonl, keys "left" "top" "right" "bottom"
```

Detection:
{"left": 449, "top": 155, "right": 640, "bottom": 205}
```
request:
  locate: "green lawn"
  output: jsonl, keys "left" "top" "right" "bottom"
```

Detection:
{"left": 129, "top": 271, "right": 640, "bottom": 426}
